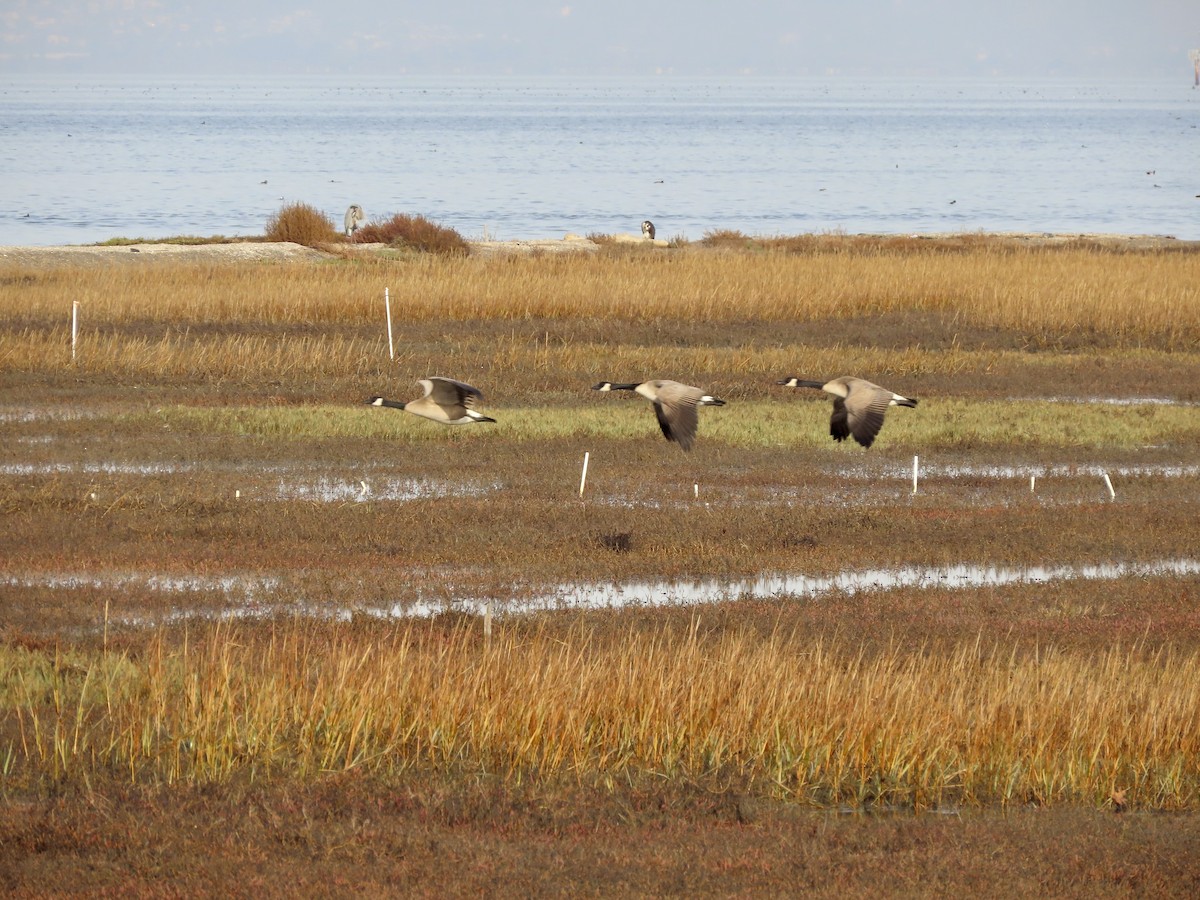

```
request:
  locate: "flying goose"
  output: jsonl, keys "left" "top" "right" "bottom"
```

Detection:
{"left": 367, "top": 377, "right": 496, "bottom": 425}
{"left": 778, "top": 376, "right": 917, "bottom": 448}
{"left": 593, "top": 379, "right": 725, "bottom": 452}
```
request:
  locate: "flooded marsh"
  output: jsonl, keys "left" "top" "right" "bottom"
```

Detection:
{"left": 2, "top": 241, "right": 1199, "bottom": 830}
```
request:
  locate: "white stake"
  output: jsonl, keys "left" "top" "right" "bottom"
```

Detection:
{"left": 1030, "top": 475, "right": 1036, "bottom": 493}
{"left": 912, "top": 455, "right": 919, "bottom": 494}
{"left": 694, "top": 482, "right": 699, "bottom": 499}
{"left": 384, "top": 287, "right": 395, "bottom": 360}
{"left": 1103, "top": 471, "right": 1115, "bottom": 500}
{"left": 71, "top": 300, "right": 79, "bottom": 361}
{"left": 579, "top": 451, "right": 590, "bottom": 497}
{"left": 235, "top": 489, "right": 240, "bottom": 499}
{"left": 483, "top": 601, "right": 492, "bottom": 640}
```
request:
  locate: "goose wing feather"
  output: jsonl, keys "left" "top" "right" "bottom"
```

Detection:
{"left": 655, "top": 398, "right": 700, "bottom": 451}
{"left": 843, "top": 383, "right": 892, "bottom": 447}
{"left": 424, "top": 377, "right": 483, "bottom": 408}
{"left": 829, "top": 397, "right": 851, "bottom": 443}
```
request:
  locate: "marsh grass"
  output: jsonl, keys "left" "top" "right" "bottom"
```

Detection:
{"left": 3, "top": 237, "right": 1200, "bottom": 827}
{"left": 3, "top": 621, "right": 1198, "bottom": 809}
{"left": 94, "top": 235, "right": 261, "bottom": 247}
{"left": 3, "top": 243, "right": 1198, "bottom": 348}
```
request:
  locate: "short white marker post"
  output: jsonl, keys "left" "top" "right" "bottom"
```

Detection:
{"left": 384, "top": 288, "right": 395, "bottom": 360}
{"left": 483, "top": 601, "right": 492, "bottom": 641}
{"left": 694, "top": 482, "right": 699, "bottom": 499}
{"left": 71, "top": 300, "right": 79, "bottom": 361}
{"left": 912, "top": 455, "right": 919, "bottom": 495}
{"left": 1103, "top": 471, "right": 1115, "bottom": 501}
{"left": 579, "top": 451, "right": 590, "bottom": 497}
{"left": 1030, "top": 475, "right": 1036, "bottom": 493}
{"left": 235, "top": 489, "right": 241, "bottom": 499}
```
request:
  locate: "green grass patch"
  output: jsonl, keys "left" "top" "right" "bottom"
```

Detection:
{"left": 134, "top": 398, "right": 1200, "bottom": 451}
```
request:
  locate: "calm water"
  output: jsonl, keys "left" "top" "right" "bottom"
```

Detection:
{"left": 2, "top": 76, "right": 1197, "bottom": 247}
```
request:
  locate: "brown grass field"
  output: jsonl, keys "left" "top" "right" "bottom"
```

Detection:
{"left": 2, "top": 235, "right": 1200, "bottom": 895}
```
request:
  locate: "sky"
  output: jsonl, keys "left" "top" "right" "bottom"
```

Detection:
{"left": 2, "top": 1, "right": 1198, "bottom": 79}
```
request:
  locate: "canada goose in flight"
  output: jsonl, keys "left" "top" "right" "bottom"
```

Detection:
{"left": 778, "top": 376, "right": 917, "bottom": 448}
{"left": 367, "top": 377, "right": 496, "bottom": 425}
{"left": 593, "top": 379, "right": 725, "bottom": 452}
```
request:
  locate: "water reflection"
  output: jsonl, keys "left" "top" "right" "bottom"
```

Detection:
{"left": 444, "top": 558, "right": 1200, "bottom": 617}
{"left": 11, "top": 558, "right": 1194, "bottom": 627}
{"left": 275, "top": 476, "right": 500, "bottom": 502}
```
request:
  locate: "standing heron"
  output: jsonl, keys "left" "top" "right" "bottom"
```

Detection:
{"left": 777, "top": 376, "right": 918, "bottom": 448}
{"left": 344, "top": 204, "right": 365, "bottom": 239}
{"left": 367, "top": 377, "right": 496, "bottom": 425}
{"left": 593, "top": 379, "right": 725, "bottom": 452}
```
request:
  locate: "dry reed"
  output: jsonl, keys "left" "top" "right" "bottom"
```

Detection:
{"left": 3, "top": 622, "right": 1197, "bottom": 809}
{"left": 3, "top": 245, "right": 1198, "bottom": 347}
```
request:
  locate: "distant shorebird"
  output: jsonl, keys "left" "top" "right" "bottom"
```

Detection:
{"left": 593, "top": 379, "right": 725, "bottom": 452}
{"left": 367, "top": 377, "right": 496, "bottom": 425}
{"left": 641, "top": 220, "right": 656, "bottom": 240}
{"left": 777, "top": 376, "right": 918, "bottom": 448}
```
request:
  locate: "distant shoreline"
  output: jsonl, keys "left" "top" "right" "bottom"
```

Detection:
{"left": 0, "top": 231, "right": 1195, "bottom": 269}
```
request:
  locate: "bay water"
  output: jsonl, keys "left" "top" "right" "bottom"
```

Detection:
{"left": 2, "top": 75, "right": 1197, "bottom": 246}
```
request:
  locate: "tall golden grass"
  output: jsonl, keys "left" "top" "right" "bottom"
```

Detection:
{"left": 4, "top": 321, "right": 1187, "bottom": 386}
{"left": 3, "top": 245, "right": 1198, "bottom": 347}
{"left": 4, "top": 622, "right": 1198, "bottom": 808}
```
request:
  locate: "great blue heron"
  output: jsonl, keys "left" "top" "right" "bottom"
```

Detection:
{"left": 641, "top": 220, "right": 656, "bottom": 240}
{"left": 345, "top": 204, "right": 365, "bottom": 239}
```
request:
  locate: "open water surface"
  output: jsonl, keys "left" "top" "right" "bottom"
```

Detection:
{"left": 3, "top": 75, "right": 1197, "bottom": 246}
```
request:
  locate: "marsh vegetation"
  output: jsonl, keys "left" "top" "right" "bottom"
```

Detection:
{"left": 2, "top": 236, "right": 1199, "bottom": 893}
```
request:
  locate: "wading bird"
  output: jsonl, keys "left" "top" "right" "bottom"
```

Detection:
{"left": 641, "top": 220, "right": 656, "bottom": 240}
{"left": 777, "top": 376, "right": 917, "bottom": 448}
{"left": 344, "top": 204, "right": 365, "bottom": 238}
{"left": 593, "top": 379, "right": 725, "bottom": 452}
{"left": 368, "top": 377, "right": 496, "bottom": 425}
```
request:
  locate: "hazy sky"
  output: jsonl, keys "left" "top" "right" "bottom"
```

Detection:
{"left": 3, "top": 1, "right": 1197, "bottom": 78}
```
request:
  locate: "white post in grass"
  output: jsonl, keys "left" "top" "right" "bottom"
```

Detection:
{"left": 694, "top": 482, "right": 699, "bottom": 499}
{"left": 1103, "top": 471, "right": 1115, "bottom": 501}
{"left": 579, "top": 451, "right": 590, "bottom": 497}
{"left": 384, "top": 288, "right": 395, "bottom": 360}
{"left": 483, "top": 601, "right": 492, "bottom": 641}
{"left": 1030, "top": 475, "right": 1036, "bottom": 493}
{"left": 71, "top": 300, "right": 79, "bottom": 361}
{"left": 912, "top": 455, "right": 919, "bottom": 495}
